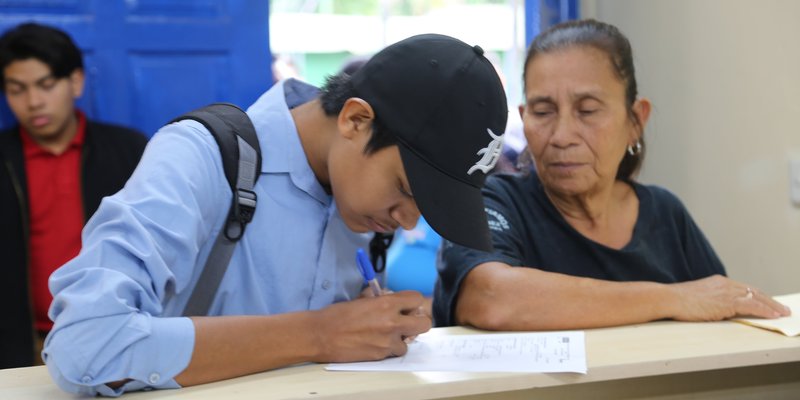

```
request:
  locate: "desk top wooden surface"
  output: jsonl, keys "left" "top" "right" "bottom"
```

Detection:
{"left": 2, "top": 320, "right": 799, "bottom": 399}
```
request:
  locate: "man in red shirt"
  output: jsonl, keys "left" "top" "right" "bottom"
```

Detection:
{"left": 0, "top": 22, "right": 148, "bottom": 368}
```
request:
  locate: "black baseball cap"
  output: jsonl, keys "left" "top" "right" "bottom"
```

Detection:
{"left": 350, "top": 34, "right": 508, "bottom": 252}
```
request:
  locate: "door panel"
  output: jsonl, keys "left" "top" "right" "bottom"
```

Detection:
{"left": 128, "top": 52, "right": 230, "bottom": 131}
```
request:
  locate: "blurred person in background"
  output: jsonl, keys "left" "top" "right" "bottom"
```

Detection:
{"left": 0, "top": 22, "right": 147, "bottom": 368}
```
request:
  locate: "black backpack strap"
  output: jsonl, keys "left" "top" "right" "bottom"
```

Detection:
{"left": 170, "top": 103, "right": 261, "bottom": 316}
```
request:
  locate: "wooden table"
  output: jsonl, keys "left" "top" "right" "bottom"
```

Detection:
{"left": 2, "top": 320, "right": 799, "bottom": 399}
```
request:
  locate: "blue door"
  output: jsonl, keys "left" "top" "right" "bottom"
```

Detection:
{"left": 0, "top": 0, "right": 273, "bottom": 138}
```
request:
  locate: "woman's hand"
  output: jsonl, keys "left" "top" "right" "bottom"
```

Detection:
{"left": 667, "top": 275, "right": 791, "bottom": 321}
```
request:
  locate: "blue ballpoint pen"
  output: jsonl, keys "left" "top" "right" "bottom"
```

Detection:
{"left": 356, "top": 248, "right": 382, "bottom": 297}
{"left": 357, "top": 248, "right": 418, "bottom": 344}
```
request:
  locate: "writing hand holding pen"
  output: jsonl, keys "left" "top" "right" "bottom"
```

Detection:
{"left": 356, "top": 248, "right": 426, "bottom": 344}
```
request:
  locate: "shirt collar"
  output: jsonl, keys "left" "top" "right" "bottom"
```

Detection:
{"left": 20, "top": 110, "right": 87, "bottom": 157}
{"left": 246, "top": 79, "right": 330, "bottom": 204}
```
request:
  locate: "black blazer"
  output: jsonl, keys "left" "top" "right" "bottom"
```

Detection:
{"left": 0, "top": 120, "right": 147, "bottom": 369}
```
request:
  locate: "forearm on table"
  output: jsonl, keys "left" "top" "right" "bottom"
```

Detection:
{"left": 175, "top": 312, "right": 320, "bottom": 387}
{"left": 455, "top": 262, "right": 674, "bottom": 330}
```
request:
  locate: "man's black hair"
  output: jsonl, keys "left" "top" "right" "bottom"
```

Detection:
{"left": 318, "top": 73, "right": 398, "bottom": 155}
{"left": 0, "top": 22, "right": 84, "bottom": 82}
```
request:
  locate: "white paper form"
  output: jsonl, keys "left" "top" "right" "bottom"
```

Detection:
{"left": 734, "top": 292, "right": 800, "bottom": 336}
{"left": 326, "top": 331, "right": 587, "bottom": 373}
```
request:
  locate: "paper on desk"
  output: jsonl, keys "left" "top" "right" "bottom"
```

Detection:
{"left": 326, "top": 331, "right": 586, "bottom": 373}
{"left": 734, "top": 292, "right": 800, "bottom": 336}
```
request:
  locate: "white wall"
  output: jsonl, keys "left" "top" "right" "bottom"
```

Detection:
{"left": 582, "top": 0, "right": 800, "bottom": 295}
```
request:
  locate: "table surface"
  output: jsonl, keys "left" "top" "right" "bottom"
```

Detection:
{"left": 2, "top": 320, "right": 799, "bottom": 399}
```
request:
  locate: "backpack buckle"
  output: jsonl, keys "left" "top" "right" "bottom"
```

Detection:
{"left": 236, "top": 188, "right": 257, "bottom": 223}
{"left": 224, "top": 188, "right": 257, "bottom": 241}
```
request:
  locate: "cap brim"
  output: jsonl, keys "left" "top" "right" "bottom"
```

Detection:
{"left": 398, "top": 145, "right": 493, "bottom": 252}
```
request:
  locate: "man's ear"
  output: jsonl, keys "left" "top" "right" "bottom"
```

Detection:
{"left": 69, "top": 69, "right": 85, "bottom": 98}
{"left": 518, "top": 104, "right": 525, "bottom": 119}
{"left": 337, "top": 97, "right": 375, "bottom": 140}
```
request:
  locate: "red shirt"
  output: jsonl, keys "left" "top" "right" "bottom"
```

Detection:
{"left": 21, "top": 111, "right": 87, "bottom": 332}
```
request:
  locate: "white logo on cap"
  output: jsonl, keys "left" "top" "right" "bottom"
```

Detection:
{"left": 467, "top": 128, "right": 504, "bottom": 175}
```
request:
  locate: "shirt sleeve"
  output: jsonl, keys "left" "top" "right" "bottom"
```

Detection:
{"left": 433, "top": 176, "right": 525, "bottom": 327}
{"left": 43, "top": 121, "right": 230, "bottom": 396}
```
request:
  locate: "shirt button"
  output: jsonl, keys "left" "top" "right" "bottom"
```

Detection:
{"left": 148, "top": 373, "right": 160, "bottom": 384}
{"left": 81, "top": 375, "right": 92, "bottom": 384}
{"left": 321, "top": 280, "right": 331, "bottom": 290}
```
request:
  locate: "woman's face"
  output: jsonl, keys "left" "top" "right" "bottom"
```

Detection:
{"left": 520, "top": 46, "right": 646, "bottom": 197}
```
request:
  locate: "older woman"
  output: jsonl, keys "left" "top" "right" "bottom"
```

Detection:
{"left": 433, "top": 19, "right": 790, "bottom": 330}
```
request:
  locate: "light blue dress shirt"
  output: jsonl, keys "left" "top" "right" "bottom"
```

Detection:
{"left": 43, "top": 79, "right": 372, "bottom": 396}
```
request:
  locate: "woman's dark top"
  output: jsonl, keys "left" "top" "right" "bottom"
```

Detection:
{"left": 433, "top": 172, "right": 726, "bottom": 326}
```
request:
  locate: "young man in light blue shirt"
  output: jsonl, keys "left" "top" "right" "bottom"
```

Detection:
{"left": 44, "top": 34, "right": 508, "bottom": 395}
